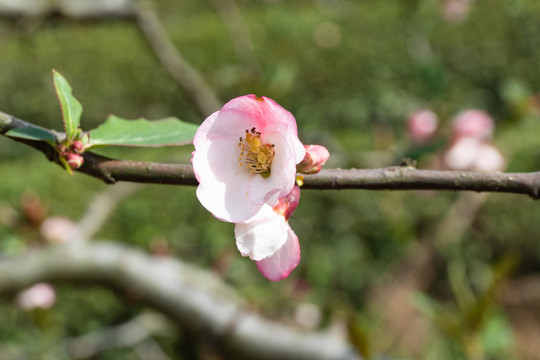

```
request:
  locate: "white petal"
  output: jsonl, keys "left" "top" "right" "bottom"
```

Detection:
{"left": 194, "top": 109, "right": 253, "bottom": 144}
{"left": 256, "top": 228, "right": 301, "bottom": 281}
{"left": 234, "top": 206, "right": 289, "bottom": 261}
{"left": 196, "top": 170, "right": 261, "bottom": 223}
{"left": 193, "top": 136, "right": 242, "bottom": 183}
{"left": 443, "top": 138, "right": 479, "bottom": 171}
{"left": 475, "top": 144, "right": 505, "bottom": 172}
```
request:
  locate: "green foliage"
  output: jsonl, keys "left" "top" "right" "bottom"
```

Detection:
{"left": 87, "top": 115, "right": 198, "bottom": 148}
{"left": 5, "top": 127, "right": 56, "bottom": 145}
{"left": 53, "top": 69, "right": 83, "bottom": 142}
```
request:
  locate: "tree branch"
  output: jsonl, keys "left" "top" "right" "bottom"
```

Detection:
{"left": 134, "top": 2, "right": 222, "bottom": 117}
{"left": 0, "top": 241, "right": 360, "bottom": 360}
{"left": 2, "top": 110, "right": 540, "bottom": 198}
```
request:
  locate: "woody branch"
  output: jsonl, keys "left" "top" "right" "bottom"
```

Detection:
{"left": 2, "top": 110, "right": 540, "bottom": 199}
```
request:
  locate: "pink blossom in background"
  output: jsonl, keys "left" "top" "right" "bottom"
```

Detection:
{"left": 443, "top": 137, "right": 505, "bottom": 172}
{"left": 297, "top": 145, "right": 330, "bottom": 174}
{"left": 407, "top": 109, "right": 439, "bottom": 144}
{"left": 16, "top": 283, "right": 56, "bottom": 310}
{"left": 192, "top": 95, "right": 305, "bottom": 223}
{"left": 441, "top": 0, "right": 475, "bottom": 24}
{"left": 39, "top": 216, "right": 81, "bottom": 243}
{"left": 234, "top": 186, "right": 302, "bottom": 281}
{"left": 452, "top": 109, "right": 494, "bottom": 141}
{"left": 444, "top": 109, "right": 505, "bottom": 172}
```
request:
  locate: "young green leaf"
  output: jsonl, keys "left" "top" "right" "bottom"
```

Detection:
{"left": 6, "top": 127, "right": 57, "bottom": 145}
{"left": 53, "top": 70, "right": 82, "bottom": 141}
{"left": 86, "top": 115, "right": 198, "bottom": 148}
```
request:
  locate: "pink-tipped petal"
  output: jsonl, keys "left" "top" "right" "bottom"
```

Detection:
{"left": 256, "top": 228, "right": 301, "bottom": 281}
{"left": 223, "top": 95, "right": 299, "bottom": 134}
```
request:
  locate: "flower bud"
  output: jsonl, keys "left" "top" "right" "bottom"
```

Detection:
{"left": 407, "top": 109, "right": 438, "bottom": 144}
{"left": 71, "top": 140, "right": 85, "bottom": 154}
{"left": 452, "top": 109, "right": 494, "bottom": 141}
{"left": 40, "top": 216, "right": 80, "bottom": 243}
{"left": 441, "top": 0, "right": 473, "bottom": 24}
{"left": 297, "top": 145, "right": 330, "bottom": 174}
{"left": 16, "top": 283, "right": 56, "bottom": 310}
{"left": 66, "top": 153, "right": 84, "bottom": 170}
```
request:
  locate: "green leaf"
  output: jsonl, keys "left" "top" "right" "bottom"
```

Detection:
{"left": 53, "top": 70, "right": 82, "bottom": 141}
{"left": 87, "top": 115, "right": 198, "bottom": 148}
{"left": 6, "top": 127, "right": 57, "bottom": 145}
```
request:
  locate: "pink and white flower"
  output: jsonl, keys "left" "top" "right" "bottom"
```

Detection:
{"left": 234, "top": 186, "right": 301, "bottom": 281}
{"left": 192, "top": 95, "right": 305, "bottom": 223}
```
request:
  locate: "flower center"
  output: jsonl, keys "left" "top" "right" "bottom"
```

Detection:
{"left": 238, "top": 127, "right": 275, "bottom": 178}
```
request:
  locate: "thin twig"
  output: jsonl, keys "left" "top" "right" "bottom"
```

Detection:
{"left": 2, "top": 110, "right": 540, "bottom": 198}
{"left": 134, "top": 1, "right": 222, "bottom": 116}
{"left": 210, "top": 0, "right": 263, "bottom": 81}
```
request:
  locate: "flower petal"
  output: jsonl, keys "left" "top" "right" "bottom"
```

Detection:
{"left": 256, "top": 228, "right": 301, "bottom": 281}
{"left": 196, "top": 169, "right": 261, "bottom": 223}
{"left": 223, "top": 95, "right": 299, "bottom": 133}
{"left": 193, "top": 136, "right": 243, "bottom": 183}
{"left": 234, "top": 206, "right": 289, "bottom": 261}
{"left": 194, "top": 108, "right": 253, "bottom": 144}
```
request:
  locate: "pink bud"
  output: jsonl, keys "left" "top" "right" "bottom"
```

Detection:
{"left": 71, "top": 140, "right": 85, "bottom": 154}
{"left": 16, "top": 283, "right": 56, "bottom": 310}
{"left": 441, "top": 0, "right": 474, "bottom": 24}
{"left": 452, "top": 109, "right": 494, "bottom": 141}
{"left": 66, "top": 153, "right": 84, "bottom": 170}
{"left": 40, "top": 216, "right": 80, "bottom": 243}
{"left": 407, "top": 109, "right": 439, "bottom": 144}
{"left": 274, "top": 185, "right": 301, "bottom": 220}
{"left": 297, "top": 145, "right": 330, "bottom": 174}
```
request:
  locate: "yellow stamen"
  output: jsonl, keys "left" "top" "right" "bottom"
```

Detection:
{"left": 238, "top": 127, "right": 275, "bottom": 178}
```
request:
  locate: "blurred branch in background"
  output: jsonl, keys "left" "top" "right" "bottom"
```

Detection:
{"left": 210, "top": 0, "right": 263, "bottom": 82}
{"left": 0, "top": 0, "right": 222, "bottom": 117}
{"left": 0, "top": 241, "right": 361, "bottom": 360}
{"left": 368, "top": 192, "right": 492, "bottom": 355}
{"left": 76, "top": 182, "right": 144, "bottom": 241}
{"left": 0, "top": 0, "right": 135, "bottom": 19}
{"left": 134, "top": 1, "right": 222, "bottom": 116}
{"left": 64, "top": 312, "right": 174, "bottom": 359}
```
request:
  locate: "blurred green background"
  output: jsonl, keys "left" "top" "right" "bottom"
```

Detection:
{"left": 1, "top": 0, "right": 540, "bottom": 359}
